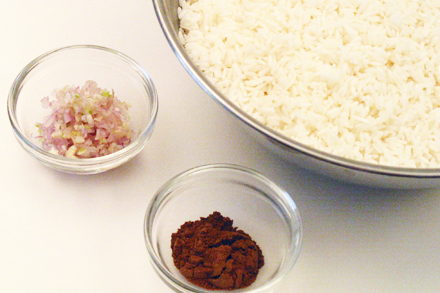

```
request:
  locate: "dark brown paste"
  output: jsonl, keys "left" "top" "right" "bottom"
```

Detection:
{"left": 171, "top": 211, "right": 265, "bottom": 290}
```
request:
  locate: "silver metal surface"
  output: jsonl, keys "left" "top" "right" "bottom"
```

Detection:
{"left": 152, "top": 0, "right": 440, "bottom": 189}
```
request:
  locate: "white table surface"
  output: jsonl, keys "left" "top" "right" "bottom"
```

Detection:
{"left": 1, "top": 1, "right": 440, "bottom": 292}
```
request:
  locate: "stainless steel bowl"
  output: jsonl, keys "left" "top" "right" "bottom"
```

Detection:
{"left": 152, "top": 0, "right": 440, "bottom": 189}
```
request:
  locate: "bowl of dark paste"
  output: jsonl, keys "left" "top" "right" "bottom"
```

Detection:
{"left": 144, "top": 164, "right": 303, "bottom": 292}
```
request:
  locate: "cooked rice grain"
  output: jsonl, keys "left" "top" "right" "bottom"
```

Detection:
{"left": 178, "top": 0, "right": 440, "bottom": 167}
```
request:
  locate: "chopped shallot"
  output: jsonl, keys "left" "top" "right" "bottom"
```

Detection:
{"left": 36, "top": 80, "right": 134, "bottom": 158}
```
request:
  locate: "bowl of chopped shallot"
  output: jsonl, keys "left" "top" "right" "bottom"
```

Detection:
{"left": 7, "top": 45, "right": 158, "bottom": 174}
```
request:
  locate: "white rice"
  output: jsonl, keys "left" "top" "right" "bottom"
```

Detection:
{"left": 178, "top": 0, "right": 440, "bottom": 168}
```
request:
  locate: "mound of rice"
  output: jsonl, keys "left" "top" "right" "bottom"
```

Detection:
{"left": 178, "top": 0, "right": 440, "bottom": 168}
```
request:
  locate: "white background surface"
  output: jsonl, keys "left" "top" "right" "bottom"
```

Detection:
{"left": 1, "top": 1, "right": 440, "bottom": 292}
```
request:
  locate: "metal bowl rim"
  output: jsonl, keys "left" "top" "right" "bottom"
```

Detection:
{"left": 152, "top": 0, "right": 440, "bottom": 179}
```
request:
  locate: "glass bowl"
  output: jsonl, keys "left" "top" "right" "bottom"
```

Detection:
{"left": 144, "top": 164, "right": 303, "bottom": 293}
{"left": 7, "top": 45, "right": 158, "bottom": 174}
